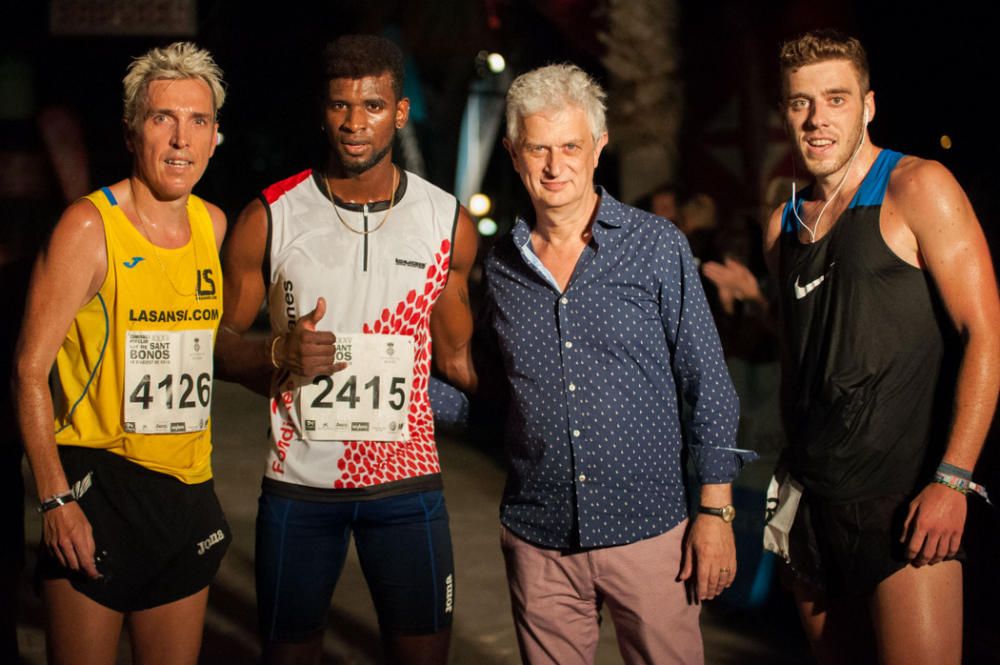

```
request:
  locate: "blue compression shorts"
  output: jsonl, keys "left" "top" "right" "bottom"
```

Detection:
{"left": 255, "top": 488, "right": 455, "bottom": 642}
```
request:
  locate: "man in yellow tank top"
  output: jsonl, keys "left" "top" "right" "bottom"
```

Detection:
{"left": 13, "top": 42, "right": 228, "bottom": 665}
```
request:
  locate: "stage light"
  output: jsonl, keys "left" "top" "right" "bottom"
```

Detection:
{"left": 939, "top": 134, "right": 952, "bottom": 150}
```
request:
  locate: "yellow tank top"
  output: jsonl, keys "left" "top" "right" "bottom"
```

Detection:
{"left": 54, "top": 186, "right": 222, "bottom": 484}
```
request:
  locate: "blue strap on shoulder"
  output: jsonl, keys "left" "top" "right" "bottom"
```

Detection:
{"left": 100, "top": 186, "right": 118, "bottom": 206}
{"left": 850, "top": 149, "right": 904, "bottom": 208}
{"left": 781, "top": 149, "right": 905, "bottom": 232}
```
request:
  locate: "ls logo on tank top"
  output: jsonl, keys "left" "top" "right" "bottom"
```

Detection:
{"left": 123, "top": 329, "right": 214, "bottom": 433}
{"left": 299, "top": 333, "right": 414, "bottom": 441}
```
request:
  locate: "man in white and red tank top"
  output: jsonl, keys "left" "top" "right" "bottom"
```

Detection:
{"left": 216, "top": 34, "right": 477, "bottom": 665}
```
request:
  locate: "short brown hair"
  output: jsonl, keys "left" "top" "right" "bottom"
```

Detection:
{"left": 779, "top": 30, "right": 870, "bottom": 93}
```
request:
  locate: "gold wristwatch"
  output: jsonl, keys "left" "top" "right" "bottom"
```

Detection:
{"left": 698, "top": 504, "right": 736, "bottom": 522}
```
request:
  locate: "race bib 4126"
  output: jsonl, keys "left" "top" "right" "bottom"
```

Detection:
{"left": 123, "top": 329, "right": 213, "bottom": 434}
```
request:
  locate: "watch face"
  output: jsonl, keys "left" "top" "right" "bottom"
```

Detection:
{"left": 699, "top": 504, "right": 736, "bottom": 522}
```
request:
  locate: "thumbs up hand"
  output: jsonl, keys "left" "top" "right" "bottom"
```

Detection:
{"left": 271, "top": 297, "right": 349, "bottom": 377}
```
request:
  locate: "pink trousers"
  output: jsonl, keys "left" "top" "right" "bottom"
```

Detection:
{"left": 501, "top": 521, "right": 703, "bottom": 665}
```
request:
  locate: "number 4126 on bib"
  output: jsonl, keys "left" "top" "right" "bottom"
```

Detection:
{"left": 123, "top": 329, "right": 213, "bottom": 434}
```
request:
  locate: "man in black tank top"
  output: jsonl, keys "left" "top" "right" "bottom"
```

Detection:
{"left": 763, "top": 30, "right": 999, "bottom": 665}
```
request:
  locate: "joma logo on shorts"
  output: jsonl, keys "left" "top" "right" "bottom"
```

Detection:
{"left": 197, "top": 529, "right": 226, "bottom": 556}
{"left": 444, "top": 573, "right": 454, "bottom": 613}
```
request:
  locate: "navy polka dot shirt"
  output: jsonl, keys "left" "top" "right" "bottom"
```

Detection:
{"left": 480, "top": 189, "right": 746, "bottom": 549}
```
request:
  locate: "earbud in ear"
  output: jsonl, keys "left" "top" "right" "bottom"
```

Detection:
{"left": 863, "top": 107, "right": 870, "bottom": 125}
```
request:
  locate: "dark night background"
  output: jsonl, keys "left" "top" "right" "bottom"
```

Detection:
{"left": 4, "top": 1, "right": 999, "bottom": 230}
{"left": 2, "top": 1, "right": 998, "bottom": 663}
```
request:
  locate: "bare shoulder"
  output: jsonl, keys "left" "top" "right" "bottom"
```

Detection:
{"left": 889, "top": 154, "right": 953, "bottom": 184}
{"left": 450, "top": 206, "right": 478, "bottom": 274}
{"left": 222, "top": 197, "right": 269, "bottom": 271}
{"left": 887, "top": 156, "right": 972, "bottom": 225}
{"left": 50, "top": 197, "right": 106, "bottom": 256}
{"left": 33, "top": 197, "right": 108, "bottom": 310}
{"left": 201, "top": 199, "right": 228, "bottom": 249}
{"left": 884, "top": 154, "right": 990, "bottom": 283}
{"left": 234, "top": 197, "right": 268, "bottom": 233}
{"left": 763, "top": 203, "right": 787, "bottom": 252}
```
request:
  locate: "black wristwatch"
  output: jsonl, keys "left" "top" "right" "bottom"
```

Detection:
{"left": 698, "top": 504, "right": 736, "bottom": 523}
{"left": 38, "top": 491, "right": 76, "bottom": 514}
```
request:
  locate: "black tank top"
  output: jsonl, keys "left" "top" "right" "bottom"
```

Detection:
{"left": 778, "top": 149, "right": 958, "bottom": 501}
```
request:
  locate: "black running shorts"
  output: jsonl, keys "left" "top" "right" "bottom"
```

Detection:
{"left": 37, "top": 446, "right": 230, "bottom": 612}
{"left": 783, "top": 490, "right": 964, "bottom": 598}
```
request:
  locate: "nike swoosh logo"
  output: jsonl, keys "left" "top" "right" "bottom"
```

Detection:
{"left": 794, "top": 262, "right": 835, "bottom": 300}
{"left": 123, "top": 257, "right": 145, "bottom": 268}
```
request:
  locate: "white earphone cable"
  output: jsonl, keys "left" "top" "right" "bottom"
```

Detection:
{"left": 791, "top": 108, "right": 869, "bottom": 243}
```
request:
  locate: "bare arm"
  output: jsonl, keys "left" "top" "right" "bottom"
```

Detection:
{"left": 215, "top": 199, "right": 340, "bottom": 395}
{"left": 890, "top": 160, "right": 1000, "bottom": 564}
{"left": 214, "top": 198, "right": 272, "bottom": 394}
{"left": 204, "top": 200, "right": 228, "bottom": 252}
{"left": 14, "top": 199, "right": 108, "bottom": 579}
{"left": 430, "top": 207, "right": 478, "bottom": 393}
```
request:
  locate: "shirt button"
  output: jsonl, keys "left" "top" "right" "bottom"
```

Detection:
{"left": 568, "top": 383, "right": 576, "bottom": 392}
{"left": 578, "top": 474, "right": 586, "bottom": 482}
{"left": 572, "top": 429, "right": 581, "bottom": 437}
{"left": 564, "top": 341, "right": 573, "bottom": 349}
{"left": 560, "top": 297, "right": 569, "bottom": 304}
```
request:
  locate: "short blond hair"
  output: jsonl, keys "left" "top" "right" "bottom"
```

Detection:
{"left": 779, "top": 30, "right": 870, "bottom": 94}
{"left": 123, "top": 42, "right": 226, "bottom": 136}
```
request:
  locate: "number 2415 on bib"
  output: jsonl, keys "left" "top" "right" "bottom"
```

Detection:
{"left": 308, "top": 374, "right": 406, "bottom": 411}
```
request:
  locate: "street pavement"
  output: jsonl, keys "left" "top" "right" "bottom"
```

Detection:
{"left": 17, "top": 380, "right": 812, "bottom": 664}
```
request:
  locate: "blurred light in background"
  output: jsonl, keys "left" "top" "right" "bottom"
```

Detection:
{"left": 455, "top": 57, "right": 510, "bottom": 210}
{"left": 487, "top": 52, "right": 506, "bottom": 74}
{"left": 939, "top": 134, "right": 952, "bottom": 150}
{"left": 477, "top": 217, "right": 498, "bottom": 236}
{"left": 469, "top": 192, "right": 492, "bottom": 216}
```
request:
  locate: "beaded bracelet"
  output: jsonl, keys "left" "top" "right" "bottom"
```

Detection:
{"left": 934, "top": 472, "right": 969, "bottom": 494}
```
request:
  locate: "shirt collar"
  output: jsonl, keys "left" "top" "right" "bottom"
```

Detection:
{"left": 592, "top": 186, "right": 624, "bottom": 229}
{"left": 512, "top": 185, "right": 624, "bottom": 248}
